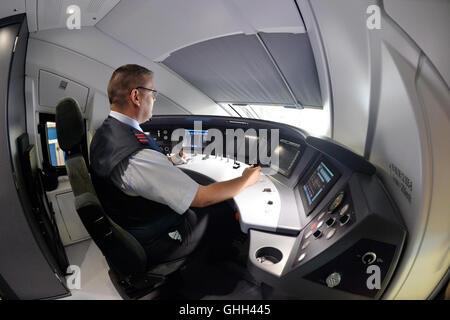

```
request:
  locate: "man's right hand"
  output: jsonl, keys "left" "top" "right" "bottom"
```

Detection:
{"left": 242, "top": 165, "right": 261, "bottom": 187}
{"left": 191, "top": 165, "right": 262, "bottom": 208}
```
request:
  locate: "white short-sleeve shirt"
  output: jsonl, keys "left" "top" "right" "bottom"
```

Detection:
{"left": 108, "top": 111, "right": 199, "bottom": 214}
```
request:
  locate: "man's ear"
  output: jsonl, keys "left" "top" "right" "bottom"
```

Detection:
{"left": 129, "top": 88, "right": 140, "bottom": 106}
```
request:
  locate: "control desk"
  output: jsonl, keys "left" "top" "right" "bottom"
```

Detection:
{"left": 141, "top": 115, "right": 407, "bottom": 299}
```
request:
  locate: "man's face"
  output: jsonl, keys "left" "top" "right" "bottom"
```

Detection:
{"left": 137, "top": 76, "right": 156, "bottom": 123}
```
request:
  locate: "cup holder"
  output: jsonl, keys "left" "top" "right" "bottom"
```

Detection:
{"left": 255, "top": 247, "right": 283, "bottom": 265}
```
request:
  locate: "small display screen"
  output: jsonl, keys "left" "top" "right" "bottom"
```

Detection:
{"left": 275, "top": 139, "right": 302, "bottom": 177}
{"left": 299, "top": 158, "right": 341, "bottom": 215}
{"left": 183, "top": 129, "right": 209, "bottom": 149}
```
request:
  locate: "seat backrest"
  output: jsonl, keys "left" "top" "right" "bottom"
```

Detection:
{"left": 55, "top": 98, "right": 147, "bottom": 276}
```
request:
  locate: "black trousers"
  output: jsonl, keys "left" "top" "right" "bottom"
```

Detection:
{"left": 130, "top": 201, "right": 237, "bottom": 265}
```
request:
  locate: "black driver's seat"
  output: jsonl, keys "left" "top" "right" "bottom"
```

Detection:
{"left": 55, "top": 97, "right": 185, "bottom": 299}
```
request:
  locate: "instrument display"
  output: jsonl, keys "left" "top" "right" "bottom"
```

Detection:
{"left": 275, "top": 139, "right": 302, "bottom": 177}
{"left": 299, "top": 158, "right": 341, "bottom": 215}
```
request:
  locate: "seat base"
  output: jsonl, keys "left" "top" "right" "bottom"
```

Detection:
{"left": 108, "top": 269, "right": 166, "bottom": 300}
{"left": 108, "top": 258, "right": 187, "bottom": 300}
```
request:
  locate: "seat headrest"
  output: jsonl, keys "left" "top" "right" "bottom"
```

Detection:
{"left": 55, "top": 97, "right": 84, "bottom": 152}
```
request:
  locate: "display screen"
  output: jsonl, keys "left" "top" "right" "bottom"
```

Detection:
{"left": 299, "top": 158, "right": 341, "bottom": 215}
{"left": 182, "top": 129, "right": 209, "bottom": 149}
{"left": 275, "top": 139, "right": 302, "bottom": 177}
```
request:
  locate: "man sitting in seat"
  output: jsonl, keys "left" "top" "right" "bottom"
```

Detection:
{"left": 90, "top": 64, "right": 260, "bottom": 264}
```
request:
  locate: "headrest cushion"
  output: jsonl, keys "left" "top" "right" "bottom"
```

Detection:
{"left": 55, "top": 97, "right": 84, "bottom": 151}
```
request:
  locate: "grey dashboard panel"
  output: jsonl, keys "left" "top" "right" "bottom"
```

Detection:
{"left": 248, "top": 230, "right": 298, "bottom": 277}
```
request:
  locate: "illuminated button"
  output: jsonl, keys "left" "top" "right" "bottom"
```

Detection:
{"left": 326, "top": 228, "right": 336, "bottom": 240}
{"left": 163, "top": 130, "right": 168, "bottom": 134}
{"left": 328, "top": 191, "right": 345, "bottom": 212}
{"left": 163, "top": 135, "right": 168, "bottom": 140}
{"left": 339, "top": 204, "right": 349, "bottom": 216}
{"left": 317, "top": 221, "right": 324, "bottom": 229}
{"left": 339, "top": 214, "right": 350, "bottom": 225}
{"left": 326, "top": 217, "right": 336, "bottom": 227}
{"left": 305, "top": 230, "right": 313, "bottom": 239}
{"left": 301, "top": 240, "right": 310, "bottom": 250}
{"left": 313, "top": 230, "right": 322, "bottom": 239}
{"left": 317, "top": 211, "right": 326, "bottom": 221}
{"left": 310, "top": 222, "right": 318, "bottom": 230}
{"left": 298, "top": 253, "right": 306, "bottom": 262}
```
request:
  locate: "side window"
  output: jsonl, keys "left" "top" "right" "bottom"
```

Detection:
{"left": 45, "top": 121, "right": 66, "bottom": 167}
{"left": 38, "top": 113, "right": 66, "bottom": 176}
{"left": 38, "top": 113, "right": 88, "bottom": 176}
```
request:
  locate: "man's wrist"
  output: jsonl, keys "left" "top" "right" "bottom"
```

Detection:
{"left": 239, "top": 175, "right": 251, "bottom": 189}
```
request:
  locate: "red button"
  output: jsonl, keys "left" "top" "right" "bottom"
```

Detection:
{"left": 310, "top": 222, "right": 318, "bottom": 230}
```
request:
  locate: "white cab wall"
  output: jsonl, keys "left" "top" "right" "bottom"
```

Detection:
{"left": 384, "top": 0, "right": 450, "bottom": 87}
{"left": 302, "top": 0, "right": 449, "bottom": 299}
{"left": 368, "top": 31, "right": 450, "bottom": 299}
{"left": 25, "top": 27, "right": 226, "bottom": 157}
{"left": 27, "top": 27, "right": 224, "bottom": 115}
{"left": 299, "top": 0, "right": 373, "bottom": 155}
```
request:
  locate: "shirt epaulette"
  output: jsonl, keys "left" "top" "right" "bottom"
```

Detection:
{"left": 134, "top": 132, "right": 149, "bottom": 144}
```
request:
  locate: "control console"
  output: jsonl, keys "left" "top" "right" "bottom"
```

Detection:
{"left": 141, "top": 116, "right": 407, "bottom": 299}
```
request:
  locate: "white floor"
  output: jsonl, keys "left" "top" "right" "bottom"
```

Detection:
{"left": 59, "top": 239, "right": 122, "bottom": 300}
{"left": 58, "top": 238, "right": 263, "bottom": 300}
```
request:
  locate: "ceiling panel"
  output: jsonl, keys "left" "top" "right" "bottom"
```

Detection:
{"left": 260, "top": 33, "right": 322, "bottom": 107}
{"left": 162, "top": 34, "right": 296, "bottom": 105}
{"left": 36, "top": 0, "right": 120, "bottom": 31}
{"left": 0, "top": 0, "right": 25, "bottom": 20}
{"left": 96, "top": 0, "right": 305, "bottom": 62}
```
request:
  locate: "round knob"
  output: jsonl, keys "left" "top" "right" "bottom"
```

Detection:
{"left": 326, "top": 272, "right": 342, "bottom": 288}
{"left": 362, "top": 252, "right": 377, "bottom": 265}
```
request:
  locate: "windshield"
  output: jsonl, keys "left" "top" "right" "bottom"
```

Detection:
{"left": 220, "top": 104, "right": 330, "bottom": 137}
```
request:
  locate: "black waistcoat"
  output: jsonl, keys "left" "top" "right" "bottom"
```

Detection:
{"left": 90, "top": 116, "right": 183, "bottom": 243}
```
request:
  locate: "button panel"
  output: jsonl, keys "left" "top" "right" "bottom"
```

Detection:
{"left": 295, "top": 187, "right": 356, "bottom": 266}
